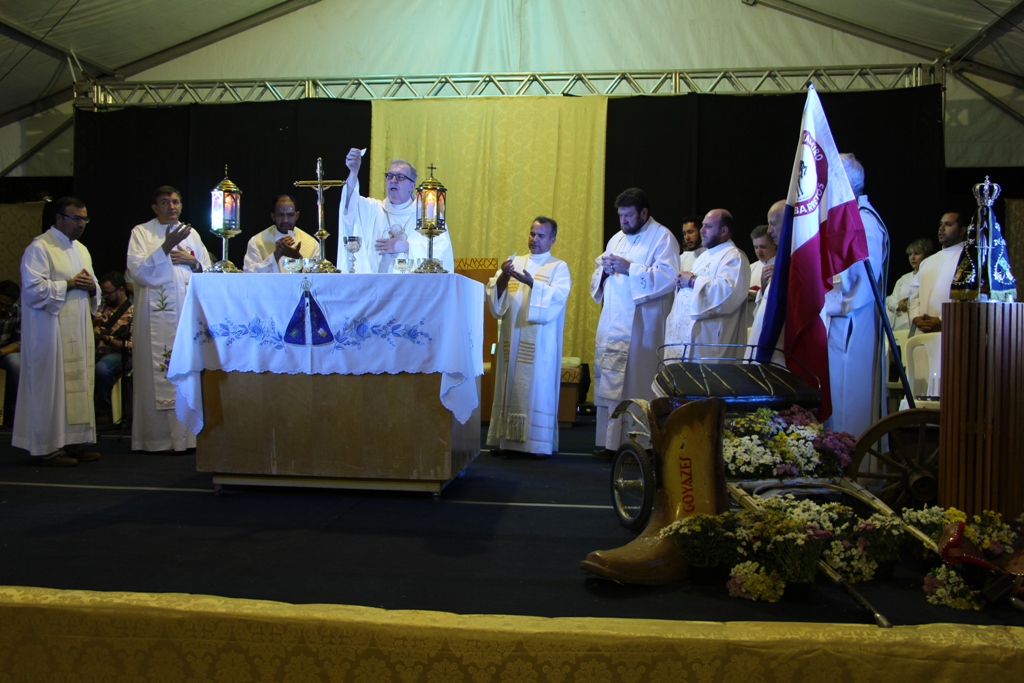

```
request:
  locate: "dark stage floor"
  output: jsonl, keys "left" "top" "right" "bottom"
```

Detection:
{"left": 1, "top": 418, "right": 1022, "bottom": 629}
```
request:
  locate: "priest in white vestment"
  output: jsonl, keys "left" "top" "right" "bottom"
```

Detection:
{"left": 678, "top": 216, "right": 706, "bottom": 272}
{"left": 908, "top": 211, "right": 968, "bottom": 335}
{"left": 591, "top": 188, "right": 679, "bottom": 458}
{"left": 486, "top": 217, "right": 571, "bottom": 457}
{"left": 13, "top": 198, "right": 100, "bottom": 465}
{"left": 127, "top": 186, "right": 213, "bottom": 453}
{"left": 665, "top": 209, "right": 750, "bottom": 358}
{"left": 338, "top": 149, "right": 454, "bottom": 274}
{"left": 747, "top": 224, "right": 777, "bottom": 328}
{"left": 824, "top": 155, "right": 890, "bottom": 438}
{"left": 243, "top": 195, "right": 320, "bottom": 273}
{"left": 885, "top": 238, "right": 934, "bottom": 332}
{"left": 746, "top": 200, "right": 787, "bottom": 363}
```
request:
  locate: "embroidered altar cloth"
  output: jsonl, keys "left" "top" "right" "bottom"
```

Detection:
{"left": 168, "top": 273, "right": 484, "bottom": 432}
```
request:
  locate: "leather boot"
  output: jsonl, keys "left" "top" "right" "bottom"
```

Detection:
{"left": 580, "top": 398, "right": 728, "bottom": 585}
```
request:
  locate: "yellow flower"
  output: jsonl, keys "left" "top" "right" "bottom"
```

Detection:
{"left": 944, "top": 508, "right": 967, "bottom": 524}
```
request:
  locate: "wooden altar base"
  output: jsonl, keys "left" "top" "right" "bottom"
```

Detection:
{"left": 940, "top": 301, "right": 1024, "bottom": 519}
{"left": 196, "top": 370, "right": 480, "bottom": 494}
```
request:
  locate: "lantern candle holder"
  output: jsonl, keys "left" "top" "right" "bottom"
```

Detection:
{"left": 413, "top": 164, "right": 447, "bottom": 273}
{"left": 208, "top": 165, "right": 243, "bottom": 273}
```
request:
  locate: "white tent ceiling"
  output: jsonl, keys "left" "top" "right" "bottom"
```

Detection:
{"left": 1, "top": 0, "right": 1022, "bottom": 174}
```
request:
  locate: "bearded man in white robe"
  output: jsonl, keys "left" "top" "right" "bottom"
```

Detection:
{"left": 678, "top": 216, "right": 706, "bottom": 272}
{"left": 127, "top": 186, "right": 213, "bottom": 453}
{"left": 825, "top": 154, "right": 890, "bottom": 438}
{"left": 14, "top": 197, "right": 100, "bottom": 466}
{"left": 486, "top": 217, "right": 571, "bottom": 458}
{"left": 907, "top": 211, "right": 968, "bottom": 335}
{"left": 243, "top": 195, "right": 320, "bottom": 272}
{"left": 591, "top": 188, "right": 679, "bottom": 458}
{"left": 665, "top": 209, "right": 750, "bottom": 358}
{"left": 338, "top": 149, "right": 454, "bottom": 274}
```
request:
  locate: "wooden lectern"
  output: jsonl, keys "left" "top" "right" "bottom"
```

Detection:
{"left": 939, "top": 302, "right": 1024, "bottom": 519}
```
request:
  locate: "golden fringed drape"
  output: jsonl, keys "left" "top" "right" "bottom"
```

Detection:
{"left": 371, "top": 96, "right": 607, "bottom": 365}
{"left": 2, "top": 586, "right": 1023, "bottom": 683}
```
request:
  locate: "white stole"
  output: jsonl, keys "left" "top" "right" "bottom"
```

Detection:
{"left": 43, "top": 231, "right": 94, "bottom": 424}
{"left": 494, "top": 254, "right": 557, "bottom": 441}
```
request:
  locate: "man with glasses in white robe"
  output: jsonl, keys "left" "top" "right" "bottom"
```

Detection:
{"left": 338, "top": 149, "right": 454, "bottom": 274}
{"left": 14, "top": 197, "right": 100, "bottom": 466}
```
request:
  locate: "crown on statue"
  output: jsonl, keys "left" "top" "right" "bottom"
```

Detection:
{"left": 973, "top": 175, "right": 1001, "bottom": 207}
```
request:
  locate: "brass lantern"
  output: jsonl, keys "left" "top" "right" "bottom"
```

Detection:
{"left": 413, "top": 164, "right": 447, "bottom": 273}
{"left": 208, "top": 165, "right": 242, "bottom": 273}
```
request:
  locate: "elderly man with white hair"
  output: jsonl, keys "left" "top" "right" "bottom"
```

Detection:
{"left": 824, "top": 153, "right": 890, "bottom": 438}
{"left": 338, "top": 148, "right": 454, "bottom": 273}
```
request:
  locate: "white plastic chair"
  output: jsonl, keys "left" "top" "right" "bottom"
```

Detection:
{"left": 904, "top": 332, "right": 941, "bottom": 398}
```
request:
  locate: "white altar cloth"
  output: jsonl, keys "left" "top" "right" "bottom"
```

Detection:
{"left": 168, "top": 273, "right": 484, "bottom": 432}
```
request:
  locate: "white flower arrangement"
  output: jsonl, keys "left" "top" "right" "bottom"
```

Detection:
{"left": 722, "top": 407, "right": 854, "bottom": 479}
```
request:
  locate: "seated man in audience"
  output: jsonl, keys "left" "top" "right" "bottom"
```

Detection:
{"left": 93, "top": 271, "right": 133, "bottom": 423}
{"left": 907, "top": 210, "right": 968, "bottom": 335}
{"left": 0, "top": 280, "right": 21, "bottom": 427}
{"left": 243, "top": 194, "right": 320, "bottom": 272}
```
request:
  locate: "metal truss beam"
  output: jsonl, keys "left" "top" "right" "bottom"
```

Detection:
{"left": 0, "top": 0, "right": 321, "bottom": 128}
{"left": 747, "top": 0, "right": 1024, "bottom": 91}
{"left": 944, "top": 0, "right": 1024, "bottom": 64}
{"left": 0, "top": 17, "right": 115, "bottom": 77}
{"left": 0, "top": 115, "right": 73, "bottom": 178}
{"left": 76, "top": 65, "right": 933, "bottom": 108}
{"left": 954, "top": 71, "right": 1024, "bottom": 130}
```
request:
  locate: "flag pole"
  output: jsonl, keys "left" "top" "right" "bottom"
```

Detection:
{"left": 864, "top": 260, "right": 916, "bottom": 409}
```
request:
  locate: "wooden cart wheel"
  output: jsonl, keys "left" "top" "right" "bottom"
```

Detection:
{"left": 847, "top": 408, "right": 940, "bottom": 510}
{"left": 611, "top": 440, "right": 657, "bottom": 530}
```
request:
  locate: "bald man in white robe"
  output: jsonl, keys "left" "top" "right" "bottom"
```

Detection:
{"left": 665, "top": 209, "right": 750, "bottom": 358}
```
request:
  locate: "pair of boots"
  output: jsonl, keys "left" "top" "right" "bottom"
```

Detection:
{"left": 581, "top": 397, "right": 729, "bottom": 585}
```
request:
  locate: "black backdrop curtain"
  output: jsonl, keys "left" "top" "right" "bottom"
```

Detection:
{"left": 74, "top": 100, "right": 372, "bottom": 277}
{"left": 605, "top": 85, "right": 946, "bottom": 286}
{"left": 74, "top": 87, "right": 942, "bottom": 286}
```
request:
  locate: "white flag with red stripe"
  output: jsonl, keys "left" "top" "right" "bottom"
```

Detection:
{"left": 754, "top": 84, "right": 869, "bottom": 421}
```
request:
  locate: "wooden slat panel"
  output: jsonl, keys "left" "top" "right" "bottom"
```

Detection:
{"left": 939, "top": 302, "right": 1024, "bottom": 519}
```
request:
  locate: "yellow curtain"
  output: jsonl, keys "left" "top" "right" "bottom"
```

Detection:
{"left": 371, "top": 96, "right": 607, "bottom": 365}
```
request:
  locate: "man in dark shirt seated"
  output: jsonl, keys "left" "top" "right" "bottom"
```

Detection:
{"left": 93, "top": 272, "right": 133, "bottom": 424}
{"left": 0, "top": 280, "right": 21, "bottom": 427}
